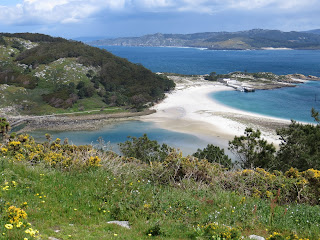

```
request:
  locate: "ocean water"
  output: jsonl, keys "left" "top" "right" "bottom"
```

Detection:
{"left": 99, "top": 46, "right": 320, "bottom": 76}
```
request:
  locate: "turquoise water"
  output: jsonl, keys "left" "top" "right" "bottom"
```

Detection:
{"left": 212, "top": 81, "right": 320, "bottom": 123}
{"left": 30, "top": 121, "right": 228, "bottom": 155}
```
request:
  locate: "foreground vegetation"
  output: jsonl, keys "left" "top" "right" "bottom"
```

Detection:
{"left": 0, "top": 125, "right": 320, "bottom": 239}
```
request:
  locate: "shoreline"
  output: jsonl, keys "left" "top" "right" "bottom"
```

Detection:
{"left": 6, "top": 110, "right": 156, "bottom": 134}
{"left": 141, "top": 79, "right": 291, "bottom": 145}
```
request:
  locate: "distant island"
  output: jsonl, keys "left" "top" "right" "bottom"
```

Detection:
{"left": 90, "top": 29, "right": 320, "bottom": 50}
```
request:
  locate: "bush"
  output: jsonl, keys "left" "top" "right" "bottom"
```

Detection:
{"left": 119, "top": 134, "right": 173, "bottom": 163}
{"left": 193, "top": 144, "right": 232, "bottom": 168}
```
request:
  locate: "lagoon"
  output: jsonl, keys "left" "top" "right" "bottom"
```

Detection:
{"left": 33, "top": 46, "right": 320, "bottom": 154}
{"left": 30, "top": 121, "right": 229, "bottom": 155}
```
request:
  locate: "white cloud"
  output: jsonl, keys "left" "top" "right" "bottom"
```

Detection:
{"left": 0, "top": 0, "right": 319, "bottom": 25}
{"left": 135, "top": 0, "right": 173, "bottom": 8}
{"left": 0, "top": 0, "right": 128, "bottom": 24}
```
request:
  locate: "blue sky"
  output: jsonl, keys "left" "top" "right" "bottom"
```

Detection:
{"left": 0, "top": 0, "right": 319, "bottom": 39}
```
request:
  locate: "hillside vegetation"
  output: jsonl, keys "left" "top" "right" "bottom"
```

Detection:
{"left": 91, "top": 29, "right": 320, "bottom": 50}
{"left": 0, "top": 116, "right": 320, "bottom": 239}
{"left": 0, "top": 33, "right": 175, "bottom": 115}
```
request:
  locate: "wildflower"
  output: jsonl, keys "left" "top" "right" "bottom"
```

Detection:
{"left": 2, "top": 186, "right": 9, "bottom": 191}
{"left": 16, "top": 222, "right": 23, "bottom": 228}
{"left": 25, "top": 228, "right": 39, "bottom": 237}
{"left": 143, "top": 204, "right": 151, "bottom": 209}
{"left": 24, "top": 238, "right": 28, "bottom": 240}
{"left": 114, "top": 233, "right": 118, "bottom": 236}
{"left": 7, "top": 206, "right": 27, "bottom": 223}
{"left": 4, "top": 224, "right": 13, "bottom": 229}
{"left": 0, "top": 147, "right": 8, "bottom": 153}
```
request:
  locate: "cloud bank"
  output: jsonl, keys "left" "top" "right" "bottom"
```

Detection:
{"left": 0, "top": 0, "right": 319, "bottom": 25}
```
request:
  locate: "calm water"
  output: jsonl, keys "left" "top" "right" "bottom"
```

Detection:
{"left": 99, "top": 46, "right": 320, "bottom": 76}
{"left": 30, "top": 121, "right": 229, "bottom": 155}
{"left": 212, "top": 81, "right": 320, "bottom": 123}
{"left": 33, "top": 46, "right": 320, "bottom": 153}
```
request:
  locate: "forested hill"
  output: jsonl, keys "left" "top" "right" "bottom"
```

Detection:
{"left": 304, "top": 29, "right": 320, "bottom": 35}
{"left": 0, "top": 33, "right": 175, "bottom": 115}
{"left": 91, "top": 29, "right": 320, "bottom": 50}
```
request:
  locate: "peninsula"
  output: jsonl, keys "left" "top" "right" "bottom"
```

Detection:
{"left": 90, "top": 29, "right": 320, "bottom": 50}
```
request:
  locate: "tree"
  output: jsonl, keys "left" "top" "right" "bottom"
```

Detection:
{"left": 193, "top": 144, "right": 232, "bottom": 168}
{"left": 119, "top": 134, "right": 173, "bottom": 163}
{"left": 228, "top": 128, "right": 276, "bottom": 169}
{"left": 276, "top": 112, "right": 320, "bottom": 171}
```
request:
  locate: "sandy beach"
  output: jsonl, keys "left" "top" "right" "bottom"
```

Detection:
{"left": 141, "top": 77, "right": 291, "bottom": 145}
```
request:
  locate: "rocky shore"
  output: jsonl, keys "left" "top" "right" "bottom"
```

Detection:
{"left": 5, "top": 110, "right": 156, "bottom": 133}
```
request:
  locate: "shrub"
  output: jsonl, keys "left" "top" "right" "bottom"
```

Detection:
{"left": 119, "top": 134, "right": 173, "bottom": 163}
{"left": 193, "top": 144, "right": 232, "bottom": 168}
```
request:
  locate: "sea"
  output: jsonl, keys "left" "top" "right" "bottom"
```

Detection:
{"left": 30, "top": 46, "right": 320, "bottom": 154}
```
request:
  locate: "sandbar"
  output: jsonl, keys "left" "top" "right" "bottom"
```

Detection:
{"left": 141, "top": 78, "right": 291, "bottom": 146}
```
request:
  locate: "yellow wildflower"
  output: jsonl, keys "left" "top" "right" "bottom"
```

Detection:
{"left": 16, "top": 222, "right": 23, "bottom": 228}
{"left": 4, "top": 224, "right": 13, "bottom": 229}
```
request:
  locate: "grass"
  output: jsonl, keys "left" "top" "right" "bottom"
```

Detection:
{"left": 0, "top": 136, "right": 320, "bottom": 240}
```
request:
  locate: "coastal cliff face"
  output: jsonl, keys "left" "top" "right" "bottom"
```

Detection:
{"left": 91, "top": 29, "right": 320, "bottom": 50}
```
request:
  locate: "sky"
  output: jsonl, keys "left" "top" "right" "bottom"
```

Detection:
{"left": 0, "top": 0, "right": 319, "bottom": 39}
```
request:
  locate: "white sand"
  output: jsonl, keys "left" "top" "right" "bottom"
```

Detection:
{"left": 142, "top": 81, "right": 291, "bottom": 145}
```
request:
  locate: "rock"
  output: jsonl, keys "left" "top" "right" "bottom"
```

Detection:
{"left": 249, "top": 235, "right": 265, "bottom": 240}
{"left": 48, "top": 237, "right": 60, "bottom": 240}
{"left": 107, "top": 221, "right": 130, "bottom": 229}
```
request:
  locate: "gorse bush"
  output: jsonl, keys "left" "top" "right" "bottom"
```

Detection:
{"left": 220, "top": 167, "right": 320, "bottom": 205}
{"left": 0, "top": 134, "right": 110, "bottom": 170}
{"left": 194, "top": 222, "right": 242, "bottom": 240}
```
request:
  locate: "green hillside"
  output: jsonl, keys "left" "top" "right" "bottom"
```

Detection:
{"left": 0, "top": 33, "right": 175, "bottom": 115}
